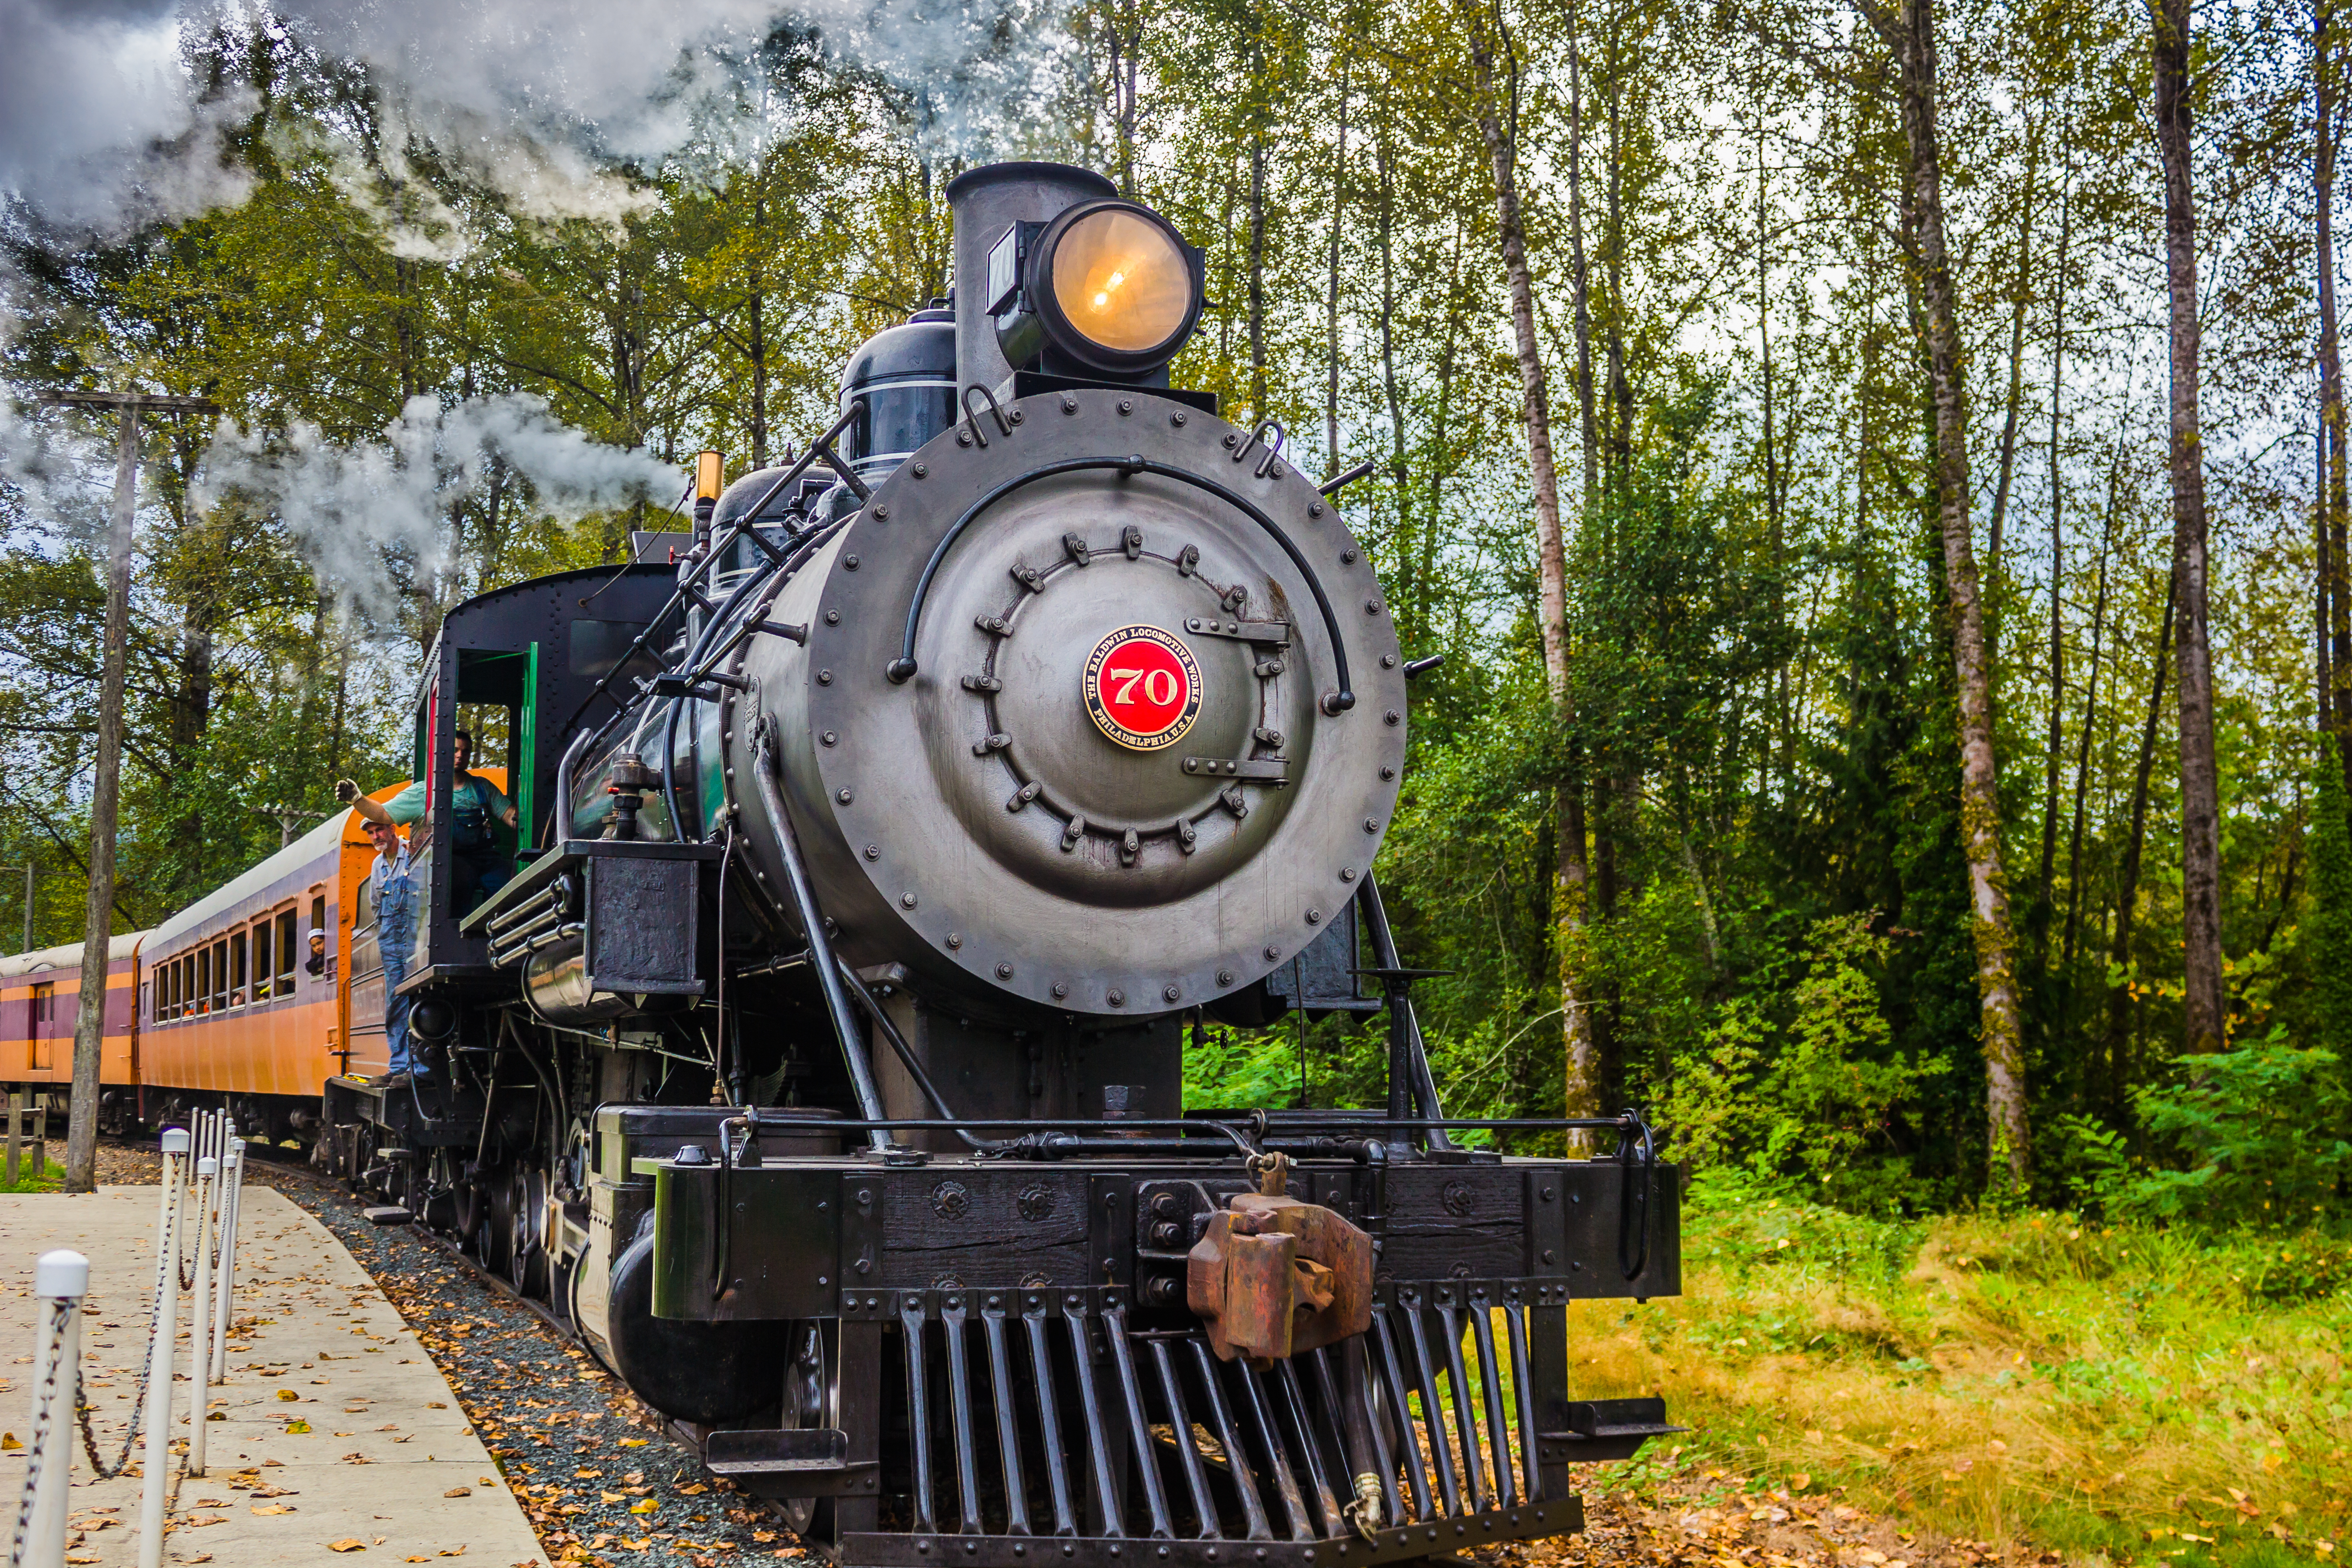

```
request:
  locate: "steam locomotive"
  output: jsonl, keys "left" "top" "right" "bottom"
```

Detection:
{"left": 11, "top": 161, "right": 1682, "bottom": 1566}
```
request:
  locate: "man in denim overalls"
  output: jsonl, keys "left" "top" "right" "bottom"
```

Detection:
{"left": 362, "top": 817, "right": 424, "bottom": 1083}
{"left": 338, "top": 728, "right": 519, "bottom": 915}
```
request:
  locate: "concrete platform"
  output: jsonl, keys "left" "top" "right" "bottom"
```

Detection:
{"left": 0, "top": 1184, "right": 549, "bottom": 1567}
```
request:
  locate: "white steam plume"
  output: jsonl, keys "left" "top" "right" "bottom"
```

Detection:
{"left": 0, "top": 0, "right": 1083, "bottom": 242}
{"left": 195, "top": 394, "right": 680, "bottom": 626}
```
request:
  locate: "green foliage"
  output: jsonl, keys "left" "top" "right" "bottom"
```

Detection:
{"left": 2107, "top": 1032, "right": 2352, "bottom": 1228}
{"left": 1664, "top": 914, "right": 1941, "bottom": 1213}
{"left": 2308, "top": 741, "right": 2352, "bottom": 1057}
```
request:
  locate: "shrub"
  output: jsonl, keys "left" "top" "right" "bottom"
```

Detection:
{"left": 2112, "top": 1028, "right": 2352, "bottom": 1228}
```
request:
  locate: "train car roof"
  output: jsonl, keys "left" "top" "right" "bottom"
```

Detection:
{"left": 0, "top": 931, "right": 147, "bottom": 976}
{"left": 147, "top": 806, "right": 359, "bottom": 951}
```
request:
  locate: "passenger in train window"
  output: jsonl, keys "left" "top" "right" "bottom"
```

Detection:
{"left": 338, "top": 727, "right": 519, "bottom": 917}
{"left": 361, "top": 818, "right": 424, "bottom": 1085}
{"left": 307, "top": 927, "right": 327, "bottom": 976}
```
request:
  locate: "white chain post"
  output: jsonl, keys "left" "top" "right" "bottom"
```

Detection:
{"left": 22, "top": 1250, "right": 89, "bottom": 1568}
{"left": 208, "top": 1136, "right": 243, "bottom": 1382}
{"left": 185, "top": 1156, "right": 216, "bottom": 1478}
{"left": 137, "top": 1128, "right": 186, "bottom": 1568}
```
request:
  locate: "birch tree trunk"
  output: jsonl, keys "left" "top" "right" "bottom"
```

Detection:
{"left": 2153, "top": 0, "right": 2228, "bottom": 1055}
{"left": 1568, "top": 28, "right": 1598, "bottom": 505}
{"left": 1985, "top": 113, "right": 2042, "bottom": 607}
{"left": 1463, "top": 0, "right": 1600, "bottom": 1134}
{"left": 2322, "top": 0, "right": 2352, "bottom": 770}
{"left": 1859, "top": 0, "right": 2032, "bottom": 1188}
{"left": 1325, "top": 53, "right": 1350, "bottom": 478}
{"left": 2108, "top": 566, "right": 2177, "bottom": 1117}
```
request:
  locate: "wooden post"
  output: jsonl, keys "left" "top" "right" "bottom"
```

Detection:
{"left": 5, "top": 1090, "right": 20, "bottom": 1185}
{"left": 37, "top": 390, "right": 217, "bottom": 1193}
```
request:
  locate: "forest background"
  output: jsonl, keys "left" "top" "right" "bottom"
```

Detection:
{"left": 3, "top": 0, "right": 2350, "bottom": 1231}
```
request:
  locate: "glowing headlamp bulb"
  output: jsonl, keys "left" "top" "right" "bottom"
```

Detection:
{"left": 1050, "top": 209, "right": 1191, "bottom": 356}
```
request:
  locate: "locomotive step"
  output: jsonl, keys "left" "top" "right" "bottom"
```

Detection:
{"left": 703, "top": 1427, "right": 880, "bottom": 1494}
{"left": 1539, "top": 1396, "right": 1688, "bottom": 1462}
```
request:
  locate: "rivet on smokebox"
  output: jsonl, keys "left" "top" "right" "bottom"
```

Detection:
{"left": 1264, "top": 946, "right": 1281, "bottom": 961}
{"left": 946, "top": 933, "right": 962, "bottom": 949}
{"left": 1107, "top": 989, "right": 1126, "bottom": 1006}
{"left": 818, "top": 670, "right": 834, "bottom": 685}
{"left": 1051, "top": 982, "right": 1069, "bottom": 999}
{"left": 1171, "top": 411, "right": 1188, "bottom": 427}
{"left": 845, "top": 555, "right": 861, "bottom": 570}
{"left": 864, "top": 844, "right": 881, "bottom": 861}
{"left": 1309, "top": 502, "right": 1325, "bottom": 518}
{"left": 913, "top": 462, "right": 928, "bottom": 478}
{"left": 1163, "top": 985, "right": 1181, "bottom": 1003}
{"left": 822, "top": 731, "right": 839, "bottom": 746}
{"left": 997, "top": 963, "right": 1015, "bottom": 980}
{"left": 1118, "top": 399, "right": 1134, "bottom": 416}
{"left": 1384, "top": 710, "right": 1401, "bottom": 726}
{"left": 1217, "top": 970, "right": 1234, "bottom": 986}
{"left": 1306, "top": 908, "right": 1323, "bottom": 925}
{"left": 901, "top": 893, "right": 918, "bottom": 909}
{"left": 1365, "top": 818, "right": 1380, "bottom": 833}
{"left": 836, "top": 788, "right": 854, "bottom": 804}
{"left": 827, "top": 609, "right": 841, "bottom": 624}
{"left": 875, "top": 505, "right": 889, "bottom": 519}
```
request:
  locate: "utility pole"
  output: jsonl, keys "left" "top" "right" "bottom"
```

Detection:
{"left": 39, "top": 389, "right": 218, "bottom": 1193}
{"left": 254, "top": 804, "right": 334, "bottom": 849}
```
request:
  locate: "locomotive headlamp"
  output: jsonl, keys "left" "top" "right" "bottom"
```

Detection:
{"left": 989, "top": 200, "right": 1204, "bottom": 377}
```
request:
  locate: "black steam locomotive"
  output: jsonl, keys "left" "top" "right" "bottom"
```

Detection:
{"left": 320, "top": 161, "right": 1681, "bottom": 1567}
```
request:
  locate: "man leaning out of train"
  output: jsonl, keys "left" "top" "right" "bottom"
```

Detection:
{"left": 337, "top": 727, "right": 519, "bottom": 916}
{"left": 359, "top": 816, "right": 426, "bottom": 1087}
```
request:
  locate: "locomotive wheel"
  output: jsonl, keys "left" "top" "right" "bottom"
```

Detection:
{"left": 507, "top": 1164, "right": 548, "bottom": 1298}
{"left": 778, "top": 1323, "right": 827, "bottom": 1534}
{"left": 452, "top": 1174, "right": 484, "bottom": 1248}
{"left": 482, "top": 1169, "right": 515, "bottom": 1277}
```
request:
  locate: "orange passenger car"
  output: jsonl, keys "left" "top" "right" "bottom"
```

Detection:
{"left": 0, "top": 783, "right": 425, "bottom": 1143}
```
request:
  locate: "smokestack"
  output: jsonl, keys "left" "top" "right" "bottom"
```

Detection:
{"left": 945, "top": 161, "right": 1117, "bottom": 397}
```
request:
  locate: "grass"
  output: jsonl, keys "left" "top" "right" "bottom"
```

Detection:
{"left": 0, "top": 1154, "right": 64, "bottom": 1193}
{"left": 1569, "top": 1181, "right": 2351, "bottom": 1567}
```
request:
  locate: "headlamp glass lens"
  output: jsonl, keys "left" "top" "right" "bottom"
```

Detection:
{"left": 1050, "top": 208, "right": 1191, "bottom": 355}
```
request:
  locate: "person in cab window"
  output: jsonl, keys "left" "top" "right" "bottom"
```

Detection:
{"left": 306, "top": 927, "right": 327, "bottom": 976}
{"left": 360, "top": 817, "right": 425, "bottom": 1085}
{"left": 337, "top": 728, "right": 519, "bottom": 916}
